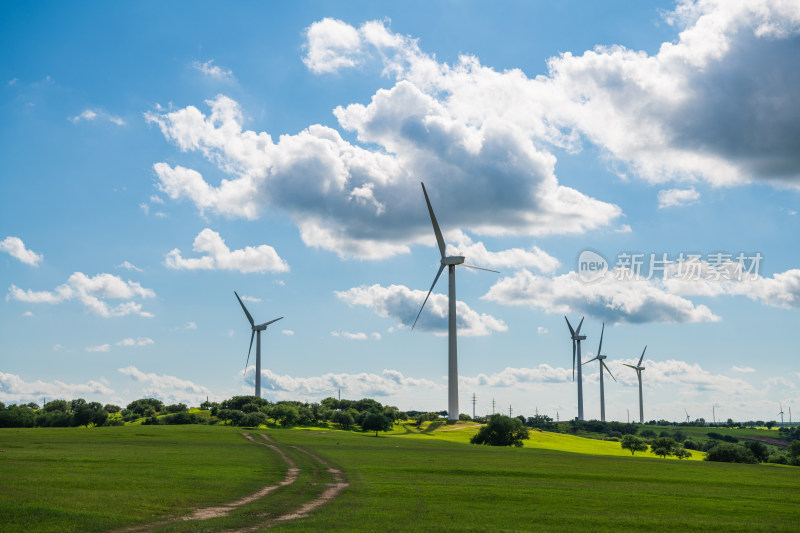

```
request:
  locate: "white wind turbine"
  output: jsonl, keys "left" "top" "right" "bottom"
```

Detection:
{"left": 583, "top": 322, "right": 616, "bottom": 422}
{"left": 623, "top": 346, "right": 646, "bottom": 424}
{"left": 778, "top": 403, "right": 785, "bottom": 425}
{"left": 565, "top": 316, "right": 587, "bottom": 421}
{"left": 685, "top": 409, "right": 691, "bottom": 424}
{"left": 235, "top": 291, "right": 283, "bottom": 398}
{"left": 412, "top": 182, "right": 498, "bottom": 422}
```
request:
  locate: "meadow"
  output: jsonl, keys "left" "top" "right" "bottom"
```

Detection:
{"left": 1, "top": 423, "right": 798, "bottom": 532}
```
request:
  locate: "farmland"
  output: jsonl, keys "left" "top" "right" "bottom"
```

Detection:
{"left": 2, "top": 423, "right": 799, "bottom": 532}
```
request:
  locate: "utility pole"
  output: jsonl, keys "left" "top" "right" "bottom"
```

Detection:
{"left": 471, "top": 393, "right": 476, "bottom": 420}
{"left": 556, "top": 411, "right": 559, "bottom": 422}
{"left": 509, "top": 405, "right": 513, "bottom": 417}
{"left": 535, "top": 406, "right": 539, "bottom": 416}
{"left": 338, "top": 388, "right": 341, "bottom": 401}
{"left": 492, "top": 398, "right": 495, "bottom": 415}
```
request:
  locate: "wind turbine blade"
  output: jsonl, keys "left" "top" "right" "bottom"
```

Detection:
{"left": 638, "top": 345, "right": 647, "bottom": 366}
{"left": 584, "top": 355, "right": 599, "bottom": 365}
{"left": 421, "top": 182, "right": 446, "bottom": 259}
{"left": 622, "top": 364, "right": 637, "bottom": 369}
{"left": 575, "top": 316, "right": 585, "bottom": 335}
{"left": 461, "top": 264, "right": 500, "bottom": 273}
{"left": 245, "top": 330, "right": 255, "bottom": 371}
{"left": 565, "top": 316, "right": 575, "bottom": 336}
{"left": 572, "top": 340, "right": 576, "bottom": 381}
{"left": 602, "top": 360, "right": 616, "bottom": 381}
{"left": 234, "top": 291, "right": 255, "bottom": 327}
{"left": 597, "top": 322, "right": 605, "bottom": 355}
{"left": 258, "top": 317, "right": 284, "bottom": 328}
{"left": 412, "top": 263, "right": 446, "bottom": 330}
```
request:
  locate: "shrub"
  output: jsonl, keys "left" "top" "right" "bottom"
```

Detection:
{"left": 767, "top": 454, "right": 788, "bottom": 465}
{"left": 704, "top": 443, "right": 757, "bottom": 464}
{"left": 639, "top": 429, "right": 656, "bottom": 438}
{"left": 683, "top": 439, "right": 699, "bottom": 450}
{"left": 240, "top": 412, "right": 267, "bottom": 428}
{"left": 470, "top": 414, "right": 529, "bottom": 447}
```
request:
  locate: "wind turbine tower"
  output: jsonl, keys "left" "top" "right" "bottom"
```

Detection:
{"left": 778, "top": 403, "right": 785, "bottom": 425}
{"left": 565, "top": 316, "right": 587, "bottom": 421}
{"left": 413, "top": 182, "right": 497, "bottom": 422}
{"left": 623, "top": 346, "right": 647, "bottom": 424}
{"left": 583, "top": 322, "right": 616, "bottom": 422}
{"left": 234, "top": 291, "right": 283, "bottom": 398}
{"left": 685, "top": 409, "right": 690, "bottom": 424}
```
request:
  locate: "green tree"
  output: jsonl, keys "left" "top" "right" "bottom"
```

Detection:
{"left": 787, "top": 440, "right": 800, "bottom": 458}
{"left": 470, "top": 414, "right": 529, "bottom": 447}
{"left": 673, "top": 446, "right": 692, "bottom": 460}
{"left": 240, "top": 412, "right": 268, "bottom": 428}
{"left": 43, "top": 400, "right": 70, "bottom": 413}
{"left": 705, "top": 443, "right": 757, "bottom": 464}
{"left": 361, "top": 412, "right": 393, "bottom": 436}
{"left": 331, "top": 411, "right": 354, "bottom": 429}
{"left": 650, "top": 437, "right": 677, "bottom": 458}
{"left": 270, "top": 404, "right": 299, "bottom": 427}
{"left": 744, "top": 441, "right": 769, "bottom": 462}
{"left": 621, "top": 435, "right": 648, "bottom": 455}
{"left": 765, "top": 420, "right": 776, "bottom": 429}
{"left": 103, "top": 404, "right": 121, "bottom": 413}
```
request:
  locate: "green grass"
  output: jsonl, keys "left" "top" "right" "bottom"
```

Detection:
{"left": 2, "top": 424, "right": 798, "bottom": 532}
{"left": 0, "top": 425, "right": 283, "bottom": 532}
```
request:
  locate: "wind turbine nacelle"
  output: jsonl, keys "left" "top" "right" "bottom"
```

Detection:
{"left": 442, "top": 255, "right": 465, "bottom": 265}
{"left": 572, "top": 335, "right": 587, "bottom": 341}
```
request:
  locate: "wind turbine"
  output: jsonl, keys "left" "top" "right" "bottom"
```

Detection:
{"left": 685, "top": 409, "right": 691, "bottom": 424}
{"left": 623, "top": 346, "right": 646, "bottom": 424}
{"left": 583, "top": 322, "right": 616, "bottom": 422}
{"left": 778, "top": 403, "right": 785, "bottom": 425}
{"left": 412, "top": 182, "right": 498, "bottom": 422}
{"left": 565, "top": 316, "right": 587, "bottom": 421}
{"left": 234, "top": 291, "right": 283, "bottom": 398}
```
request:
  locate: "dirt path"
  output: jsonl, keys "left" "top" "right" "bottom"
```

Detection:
{"left": 183, "top": 433, "right": 299, "bottom": 521}
{"left": 113, "top": 432, "right": 347, "bottom": 532}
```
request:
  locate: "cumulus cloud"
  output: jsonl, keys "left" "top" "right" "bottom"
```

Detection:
{"left": 657, "top": 187, "right": 700, "bottom": 208}
{"left": 732, "top": 366, "right": 756, "bottom": 373}
{"left": 70, "top": 109, "right": 125, "bottom": 125}
{"left": 85, "top": 344, "right": 111, "bottom": 352}
{"left": 608, "top": 358, "right": 758, "bottom": 396}
{"left": 483, "top": 269, "right": 719, "bottom": 324}
{"left": 335, "top": 283, "right": 507, "bottom": 336}
{"left": 165, "top": 228, "right": 289, "bottom": 273}
{"left": 117, "top": 260, "right": 142, "bottom": 272}
{"left": 118, "top": 366, "right": 210, "bottom": 404}
{"left": 239, "top": 295, "right": 261, "bottom": 303}
{"left": 116, "top": 337, "right": 154, "bottom": 347}
{"left": 252, "top": 367, "right": 440, "bottom": 398}
{"left": 0, "top": 236, "right": 43, "bottom": 266}
{"left": 331, "top": 331, "right": 382, "bottom": 340}
{"left": 192, "top": 59, "right": 234, "bottom": 81}
{"left": 281, "top": 329, "right": 294, "bottom": 336}
{"left": 0, "top": 371, "right": 113, "bottom": 402}
{"left": 7, "top": 272, "right": 155, "bottom": 318}
{"left": 447, "top": 231, "right": 559, "bottom": 273}
{"left": 460, "top": 365, "right": 571, "bottom": 388}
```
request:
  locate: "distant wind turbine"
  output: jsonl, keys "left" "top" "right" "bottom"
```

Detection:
{"left": 565, "top": 316, "right": 587, "bottom": 421}
{"left": 412, "top": 182, "right": 498, "bottom": 422}
{"left": 778, "top": 403, "right": 785, "bottom": 425}
{"left": 583, "top": 322, "right": 616, "bottom": 422}
{"left": 623, "top": 346, "right": 646, "bottom": 424}
{"left": 685, "top": 409, "right": 690, "bottom": 424}
{"left": 234, "top": 291, "right": 282, "bottom": 398}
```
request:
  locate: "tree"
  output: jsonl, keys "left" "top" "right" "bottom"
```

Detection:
{"left": 240, "top": 412, "right": 268, "bottom": 428}
{"left": 673, "top": 446, "right": 692, "bottom": 460}
{"left": 361, "top": 412, "right": 393, "bottom": 436}
{"left": 331, "top": 411, "right": 354, "bottom": 429}
{"left": 103, "top": 404, "right": 121, "bottom": 413}
{"left": 621, "top": 435, "right": 648, "bottom": 455}
{"left": 270, "top": 404, "right": 299, "bottom": 427}
{"left": 470, "top": 414, "right": 529, "bottom": 447}
{"left": 650, "top": 437, "right": 677, "bottom": 458}
{"left": 705, "top": 443, "right": 757, "bottom": 464}
{"left": 765, "top": 420, "right": 776, "bottom": 429}
{"left": 744, "top": 441, "right": 769, "bottom": 462}
{"left": 788, "top": 440, "right": 800, "bottom": 458}
{"left": 639, "top": 429, "right": 657, "bottom": 438}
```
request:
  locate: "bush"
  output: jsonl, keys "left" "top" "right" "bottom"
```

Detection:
{"left": 470, "top": 414, "right": 529, "bottom": 447}
{"left": 639, "top": 429, "right": 656, "bottom": 438}
{"left": 704, "top": 443, "right": 757, "bottom": 464}
{"left": 103, "top": 418, "right": 124, "bottom": 426}
{"left": 240, "top": 412, "right": 267, "bottom": 428}
{"left": 683, "top": 439, "right": 699, "bottom": 450}
{"left": 767, "top": 454, "right": 788, "bottom": 465}
{"left": 744, "top": 441, "right": 769, "bottom": 462}
{"left": 162, "top": 412, "right": 202, "bottom": 425}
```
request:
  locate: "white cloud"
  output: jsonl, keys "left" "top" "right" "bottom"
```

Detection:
{"left": 183, "top": 321, "right": 197, "bottom": 330}
{"left": 192, "top": 60, "right": 234, "bottom": 81}
{"left": 252, "top": 368, "right": 440, "bottom": 398}
{"left": 22, "top": 311, "right": 33, "bottom": 317}
{"left": 483, "top": 269, "right": 719, "bottom": 324}
{"left": 281, "top": 329, "right": 295, "bottom": 336}
{"left": 335, "top": 283, "right": 507, "bottom": 336}
{"left": 537, "top": 327, "right": 548, "bottom": 334}
{"left": 302, "top": 18, "right": 366, "bottom": 74}
{"left": 608, "top": 358, "right": 758, "bottom": 396}
{"left": 70, "top": 108, "right": 125, "bottom": 125}
{"left": 447, "top": 231, "right": 559, "bottom": 273}
{"left": 165, "top": 228, "right": 289, "bottom": 274}
{"left": 52, "top": 344, "right": 63, "bottom": 351}
{"left": 85, "top": 344, "right": 111, "bottom": 353}
{"left": 118, "top": 365, "right": 210, "bottom": 404}
{"left": 0, "top": 236, "right": 43, "bottom": 266}
{"left": 371, "top": 332, "right": 382, "bottom": 340}
{"left": 658, "top": 187, "right": 700, "bottom": 208}
{"left": 6, "top": 272, "right": 155, "bottom": 318}
{"left": 117, "top": 260, "right": 143, "bottom": 272}
{"left": 330, "top": 331, "right": 380, "bottom": 341}
{"left": 240, "top": 295, "right": 261, "bottom": 303}
{"left": 0, "top": 371, "right": 113, "bottom": 402}
{"left": 116, "top": 337, "right": 154, "bottom": 347}
{"left": 732, "top": 366, "right": 756, "bottom": 373}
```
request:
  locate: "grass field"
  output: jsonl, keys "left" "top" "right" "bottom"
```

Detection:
{"left": 1, "top": 424, "right": 798, "bottom": 532}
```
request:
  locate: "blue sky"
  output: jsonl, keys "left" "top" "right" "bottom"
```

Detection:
{"left": 2, "top": 0, "right": 799, "bottom": 423}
